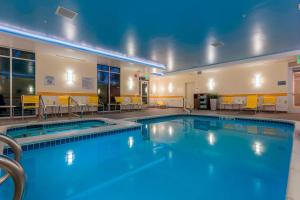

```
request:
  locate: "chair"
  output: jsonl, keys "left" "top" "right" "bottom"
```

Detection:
{"left": 131, "top": 96, "right": 142, "bottom": 110}
{"left": 156, "top": 100, "right": 167, "bottom": 109}
{"left": 244, "top": 95, "right": 258, "bottom": 113}
{"left": 21, "top": 95, "right": 40, "bottom": 119}
{"left": 57, "top": 96, "right": 71, "bottom": 116}
{"left": 220, "top": 96, "right": 234, "bottom": 110}
{"left": 87, "top": 96, "right": 104, "bottom": 113}
{"left": 115, "top": 97, "right": 127, "bottom": 111}
{"left": 262, "top": 96, "right": 276, "bottom": 112}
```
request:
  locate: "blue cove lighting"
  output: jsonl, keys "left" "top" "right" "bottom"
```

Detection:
{"left": 0, "top": 24, "right": 166, "bottom": 69}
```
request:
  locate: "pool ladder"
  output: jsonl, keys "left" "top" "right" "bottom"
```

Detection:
{"left": 0, "top": 134, "right": 26, "bottom": 200}
{"left": 183, "top": 99, "right": 192, "bottom": 115}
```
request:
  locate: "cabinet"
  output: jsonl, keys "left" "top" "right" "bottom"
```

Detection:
{"left": 194, "top": 93, "right": 210, "bottom": 110}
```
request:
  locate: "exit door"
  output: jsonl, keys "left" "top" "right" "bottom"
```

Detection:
{"left": 140, "top": 80, "right": 149, "bottom": 104}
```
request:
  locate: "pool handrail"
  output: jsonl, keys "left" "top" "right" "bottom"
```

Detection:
{"left": 0, "top": 155, "right": 25, "bottom": 200}
{"left": 0, "top": 134, "right": 25, "bottom": 200}
{"left": 0, "top": 134, "right": 22, "bottom": 184}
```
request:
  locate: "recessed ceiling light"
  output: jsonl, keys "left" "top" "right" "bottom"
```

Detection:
{"left": 56, "top": 6, "right": 78, "bottom": 19}
{"left": 298, "top": 4, "right": 300, "bottom": 10}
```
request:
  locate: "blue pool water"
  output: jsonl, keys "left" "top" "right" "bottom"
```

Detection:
{"left": 6, "top": 120, "right": 109, "bottom": 138}
{"left": 0, "top": 115, "right": 294, "bottom": 200}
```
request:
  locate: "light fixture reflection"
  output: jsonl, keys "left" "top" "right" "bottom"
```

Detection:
{"left": 252, "top": 24, "right": 265, "bottom": 55}
{"left": 127, "top": 36, "right": 136, "bottom": 56}
{"left": 63, "top": 19, "right": 76, "bottom": 41}
{"left": 168, "top": 126, "right": 173, "bottom": 136}
{"left": 128, "top": 136, "right": 134, "bottom": 148}
{"left": 152, "top": 125, "right": 157, "bottom": 135}
{"left": 252, "top": 141, "right": 264, "bottom": 156}
{"left": 207, "top": 37, "right": 216, "bottom": 64}
{"left": 207, "top": 133, "right": 216, "bottom": 145}
{"left": 65, "top": 150, "right": 75, "bottom": 166}
{"left": 168, "top": 150, "right": 173, "bottom": 159}
{"left": 167, "top": 48, "right": 174, "bottom": 71}
{"left": 28, "top": 85, "right": 34, "bottom": 94}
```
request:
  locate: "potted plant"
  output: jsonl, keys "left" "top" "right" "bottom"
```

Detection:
{"left": 209, "top": 94, "right": 219, "bottom": 111}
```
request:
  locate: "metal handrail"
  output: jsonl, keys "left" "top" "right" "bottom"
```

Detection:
{"left": 69, "top": 97, "right": 81, "bottom": 117}
{"left": 0, "top": 155, "right": 25, "bottom": 200}
{"left": 0, "top": 134, "right": 22, "bottom": 184}
{"left": 183, "top": 98, "right": 192, "bottom": 114}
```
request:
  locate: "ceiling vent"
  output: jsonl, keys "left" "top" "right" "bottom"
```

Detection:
{"left": 55, "top": 6, "right": 78, "bottom": 19}
{"left": 211, "top": 41, "right": 224, "bottom": 48}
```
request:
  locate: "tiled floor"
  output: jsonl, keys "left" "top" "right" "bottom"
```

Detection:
{"left": 0, "top": 108, "right": 299, "bottom": 126}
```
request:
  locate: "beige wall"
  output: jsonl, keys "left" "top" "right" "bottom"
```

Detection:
{"left": 36, "top": 53, "right": 97, "bottom": 94}
{"left": 35, "top": 53, "right": 145, "bottom": 96}
{"left": 149, "top": 60, "right": 289, "bottom": 109}
{"left": 150, "top": 60, "right": 289, "bottom": 96}
{"left": 150, "top": 73, "right": 196, "bottom": 97}
{"left": 195, "top": 61, "right": 288, "bottom": 95}
{"left": 120, "top": 64, "right": 147, "bottom": 96}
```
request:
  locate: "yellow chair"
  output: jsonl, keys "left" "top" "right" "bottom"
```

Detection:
{"left": 57, "top": 96, "right": 70, "bottom": 116}
{"left": 262, "top": 96, "right": 276, "bottom": 112}
{"left": 244, "top": 95, "right": 258, "bottom": 113}
{"left": 131, "top": 96, "right": 142, "bottom": 110}
{"left": 21, "top": 95, "right": 40, "bottom": 118}
{"left": 115, "top": 96, "right": 126, "bottom": 111}
{"left": 87, "top": 96, "right": 104, "bottom": 113}
{"left": 156, "top": 100, "right": 167, "bottom": 109}
{"left": 220, "top": 96, "right": 234, "bottom": 110}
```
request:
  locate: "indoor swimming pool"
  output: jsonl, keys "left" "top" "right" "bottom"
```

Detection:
{"left": 0, "top": 115, "right": 294, "bottom": 200}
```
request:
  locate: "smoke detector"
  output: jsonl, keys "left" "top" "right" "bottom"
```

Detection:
{"left": 211, "top": 41, "right": 224, "bottom": 48}
{"left": 56, "top": 6, "right": 78, "bottom": 19}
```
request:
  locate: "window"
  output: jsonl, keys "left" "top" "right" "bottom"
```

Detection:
{"left": 97, "top": 64, "right": 120, "bottom": 111}
{"left": 12, "top": 59, "right": 35, "bottom": 116}
{"left": 97, "top": 64, "right": 109, "bottom": 71}
{"left": 0, "top": 55, "right": 10, "bottom": 117}
{"left": 110, "top": 73, "right": 120, "bottom": 103}
{"left": 110, "top": 66, "right": 120, "bottom": 73}
{"left": 12, "top": 49, "right": 35, "bottom": 60}
{"left": 0, "top": 46, "right": 36, "bottom": 117}
{"left": 0, "top": 47, "right": 10, "bottom": 56}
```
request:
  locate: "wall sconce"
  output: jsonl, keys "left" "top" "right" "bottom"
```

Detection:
{"left": 66, "top": 70, "right": 74, "bottom": 84}
{"left": 253, "top": 74, "right": 262, "bottom": 88}
{"left": 208, "top": 78, "right": 215, "bottom": 91}
{"left": 152, "top": 84, "right": 157, "bottom": 93}
{"left": 168, "top": 82, "right": 174, "bottom": 93}
{"left": 128, "top": 77, "right": 134, "bottom": 90}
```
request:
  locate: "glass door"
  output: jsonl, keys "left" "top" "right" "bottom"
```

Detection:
{"left": 140, "top": 80, "right": 149, "bottom": 104}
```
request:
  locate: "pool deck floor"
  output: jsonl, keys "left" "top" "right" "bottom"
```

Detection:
{"left": 0, "top": 108, "right": 299, "bottom": 126}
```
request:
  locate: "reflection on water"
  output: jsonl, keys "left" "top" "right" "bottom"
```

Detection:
{"left": 207, "top": 132, "right": 216, "bottom": 146}
{"left": 252, "top": 141, "right": 264, "bottom": 156}
{"left": 65, "top": 150, "right": 75, "bottom": 166}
